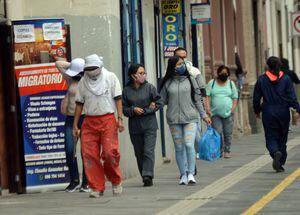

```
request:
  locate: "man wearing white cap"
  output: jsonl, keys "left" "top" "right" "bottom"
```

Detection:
{"left": 56, "top": 59, "right": 89, "bottom": 193}
{"left": 73, "top": 54, "right": 124, "bottom": 198}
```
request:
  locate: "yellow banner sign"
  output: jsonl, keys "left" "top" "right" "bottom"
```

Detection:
{"left": 162, "top": 0, "right": 181, "bottom": 14}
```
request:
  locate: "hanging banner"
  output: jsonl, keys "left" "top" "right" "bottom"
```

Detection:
{"left": 162, "top": 0, "right": 181, "bottom": 14}
{"left": 12, "top": 19, "right": 69, "bottom": 192}
{"left": 162, "top": 0, "right": 181, "bottom": 57}
{"left": 162, "top": 14, "right": 179, "bottom": 57}
{"left": 191, "top": 3, "right": 211, "bottom": 25}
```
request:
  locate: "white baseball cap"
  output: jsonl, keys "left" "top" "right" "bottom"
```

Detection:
{"left": 65, "top": 58, "right": 85, "bottom": 77}
{"left": 84, "top": 54, "right": 104, "bottom": 68}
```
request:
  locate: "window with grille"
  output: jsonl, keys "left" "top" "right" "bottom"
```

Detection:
{"left": 120, "top": 0, "right": 144, "bottom": 86}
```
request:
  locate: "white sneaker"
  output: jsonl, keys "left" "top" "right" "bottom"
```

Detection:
{"left": 112, "top": 184, "right": 123, "bottom": 196}
{"left": 179, "top": 174, "right": 188, "bottom": 185}
{"left": 188, "top": 173, "right": 196, "bottom": 185}
{"left": 89, "top": 190, "right": 103, "bottom": 198}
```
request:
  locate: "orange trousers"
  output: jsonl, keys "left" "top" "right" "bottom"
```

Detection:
{"left": 81, "top": 114, "right": 122, "bottom": 192}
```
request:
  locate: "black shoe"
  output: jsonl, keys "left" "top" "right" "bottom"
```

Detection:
{"left": 272, "top": 151, "right": 282, "bottom": 172}
{"left": 65, "top": 182, "right": 80, "bottom": 192}
{"left": 79, "top": 184, "right": 90, "bottom": 192}
{"left": 278, "top": 166, "right": 285, "bottom": 172}
{"left": 143, "top": 176, "right": 153, "bottom": 187}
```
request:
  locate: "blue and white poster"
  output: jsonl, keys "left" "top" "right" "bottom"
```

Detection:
{"left": 162, "top": 0, "right": 181, "bottom": 57}
{"left": 162, "top": 14, "right": 179, "bottom": 57}
{"left": 13, "top": 19, "right": 70, "bottom": 192}
{"left": 191, "top": 3, "right": 212, "bottom": 25}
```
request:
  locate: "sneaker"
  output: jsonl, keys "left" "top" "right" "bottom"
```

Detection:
{"left": 79, "top": 184, "right": 90, "bottom": 192}
{"left": 220, "top": 152, "right": 224, "bottom": 158}
{"left": 224, "top": 152, "right": 232, "bottom": 159}
{"left": 89, "top": 190, "right": 104, "bottom": 198}
{"left": 65, "top": 182, "right": 80, "bottom": 193}
{"left": 143, "top": 176, "right": 153, "bottom": 187}
{"left": 112, "top": 184, "right": 123, "bottom": 196}
{"left": 179, "top": 174, "right": 188, "bottom": 185}
{"left": 187, "top": 173, "right": 196, "bottom": 185}
{"left": 279, "top": 166, "right": 285, "bottom": 172}
{"left": 272, "top": 151, "right": 282, "bottom": 172}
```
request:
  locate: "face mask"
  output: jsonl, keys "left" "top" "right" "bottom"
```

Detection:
{"left": 218, "top": 73, "right": 228, "bottom": 82}
{"left": 134, "top": 73, "right": 146, "bottom": 84}
{"left": 86, "top": 68, "right": 101, "bottom": 80}
{"left": 175, "top": 64, "right": 186, "bottom": 75}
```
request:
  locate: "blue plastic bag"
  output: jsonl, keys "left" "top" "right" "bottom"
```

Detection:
{"left": 198, "top": 126, "right": 221, "bottom": 161}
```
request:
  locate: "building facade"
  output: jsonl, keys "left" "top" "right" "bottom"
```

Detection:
{"left": 0, "top": 0, "right": 196, "bottom": 194}
{"left": 1, "top": 0, "right": 298, "bottom": 194}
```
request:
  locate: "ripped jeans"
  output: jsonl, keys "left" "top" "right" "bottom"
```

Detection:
{"left": 169, "top": 123, "right": 197, "bottom": 176}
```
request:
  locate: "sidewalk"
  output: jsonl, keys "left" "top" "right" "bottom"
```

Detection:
{"left": 1, "top": 127, "right": 300, "bottom": 215}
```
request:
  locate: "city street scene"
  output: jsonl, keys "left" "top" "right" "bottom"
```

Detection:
{"left": 1, "top": 0, "right": 300, "bottom": 214}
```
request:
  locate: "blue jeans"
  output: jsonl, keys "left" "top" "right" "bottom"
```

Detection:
{"left": 169, "top": 123, "right": 197, "bottom": 176}
{"left": 65, "top": 115, "right": 87, "bottom": 185}
{"left": 194, "top": 121, "right": 202, "bottom": 152}
{"left": 212, "top": 115, "right": 233, "bottom": 153}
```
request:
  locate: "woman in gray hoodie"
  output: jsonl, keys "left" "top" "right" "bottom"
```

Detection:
{"left": 160, "top": 56, "right": 211, "bottom": 185}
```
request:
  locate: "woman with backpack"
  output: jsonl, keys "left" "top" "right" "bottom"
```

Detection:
{"left": 206, "top": 65, "right": 238, "bottom": 159}
{"left": 160, "top": 56, "right": 211, "bottom": 185}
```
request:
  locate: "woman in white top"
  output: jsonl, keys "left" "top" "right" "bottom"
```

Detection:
{"left": 56, "top": 59, "right": 88, "bottom": 193}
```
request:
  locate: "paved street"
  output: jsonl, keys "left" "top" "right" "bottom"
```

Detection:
{"left": 1, "top": 127, "right": 300, "bottom": 215}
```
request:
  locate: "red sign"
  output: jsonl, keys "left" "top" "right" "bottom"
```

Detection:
{"left": 15, "top": 63, "right": 68, "bottom": 97}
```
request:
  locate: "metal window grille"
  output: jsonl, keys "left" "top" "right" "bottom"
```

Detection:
{"left": 120, "top": 0, "right": 144, "bottom": 86}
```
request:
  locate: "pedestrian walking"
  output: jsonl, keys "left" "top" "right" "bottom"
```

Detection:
{"left": 122, "top": 64, "right": 163, "bottom": 187}
{"left": 253, "top": 56, "right": 300, "bottom": 172}
{"left": 73, "top": 54, "right": 124, "bottom": 198}
{"left": 56, "top": 59, "right": 89, "bottom": 193}
{"left": 281, "top": 58, "right": 300, "bottom": 126}
{"left": 174, "top": 47, "right": 206, "bottom": 167}
{"left": 160, "top": 56, "right": 211, "bottom": 185}
{"left": 280, "top": 58, "right": 300, "bottom": 84}
{"left": 206, "top": 65, "right": 238, "bottom": 159}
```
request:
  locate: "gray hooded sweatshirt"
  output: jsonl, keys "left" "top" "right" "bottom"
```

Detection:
{"left": 160, "top": 76, "right": 207, "bottom": 125}
{"left": 122, "top": 82, "right": 163, "bottom": 134}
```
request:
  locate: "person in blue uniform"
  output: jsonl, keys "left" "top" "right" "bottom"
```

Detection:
{"left": 253, "top": 56, "right": 300, "bottom": 172}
